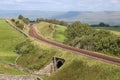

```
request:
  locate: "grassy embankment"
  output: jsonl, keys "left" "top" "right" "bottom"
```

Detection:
{"left": 0, "top": 20, "right": 25, "bottom": 63}
{"left": 53, "top": 25, "right": 66, "bottom": 42}
{"left": 46, "top": 53, "right": 120, "bottom": 80}
{"left": 16, "top": 21, "right": 120, "bottom": 80}
{"left": 16, "top": 38, "right": 120, "bottom": 80}
{"left": 10, "top": 18, "right": 29, "bottom": 34}
{"left": 16, "top": 39, "right": 57, "bottom": 70}
{"left": 36, "top": 22, "right": 54, "bottom": 39}
{"left": 36, "top": 22, "right": 66, "bottom": 43}
{"left": 0, "top": 20, "right": 29, "bottom": 75}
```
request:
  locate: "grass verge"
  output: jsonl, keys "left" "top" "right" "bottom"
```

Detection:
{"left": 53, "top": 25, "right": 66, "bottom": 43}
{"left": 36, "top": 21, "right": 67, "bottom": 42}
{"left": 36, "top": 22, "right": 54, "bottom": 39}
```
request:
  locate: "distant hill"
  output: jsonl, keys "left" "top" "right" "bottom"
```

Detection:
{"left": 0, "top": 10, "right": 120, "bottom": 25}
{"left": 53, "top": 11, "right": 120, "bottom": 26}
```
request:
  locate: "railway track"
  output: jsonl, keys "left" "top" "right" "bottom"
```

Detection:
{"left": 29, "top": 25, "right": 120, "bottom": 66}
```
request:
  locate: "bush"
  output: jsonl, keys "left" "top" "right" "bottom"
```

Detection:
{"left": 15, "top": 21, "right": 19, "bottom": 24}
{"left": 64, "top": 22, "right": 120, "bottom": 56}
{"left": 15, "top": 40, "right": 37, "bottom": 54}
{"left": 18, "top": 15, "right": 24, "bottom": 19}
{"left": 11, "top": 19, "right": 15, "bottom": 22}
{"left": 18, "top": 15, "right": 30, "bottom": 24}
{"left": 22, "top": 18, "right": 30, "bottom": 24}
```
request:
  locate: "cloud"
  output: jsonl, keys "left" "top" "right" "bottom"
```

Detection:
{"left": 0, "top": 0, "right": 120, "bottom": 11}
{"left": 110, "top": 0, "right": 119, "bottom": 4}
{"left": 15, "top": 0, "right": 24, "bottom": 3}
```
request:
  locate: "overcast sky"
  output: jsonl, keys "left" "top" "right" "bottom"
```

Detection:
{"left": 0, "top": 0, "right": 120, "bottom": 11}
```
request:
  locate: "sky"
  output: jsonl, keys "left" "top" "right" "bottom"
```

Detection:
{"left": 0, "top": 0, "right": 120, "bottom": 11}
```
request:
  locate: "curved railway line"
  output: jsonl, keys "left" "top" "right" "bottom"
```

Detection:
{"left": 29, "top": 25, "right": 120, "bottom": 66}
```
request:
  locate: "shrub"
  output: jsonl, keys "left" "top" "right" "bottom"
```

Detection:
{"left": 11, "top": 19, "right": 15, "bottom": 22}
{"left": 15, "top": 40, "right": 37, "bottom": 54}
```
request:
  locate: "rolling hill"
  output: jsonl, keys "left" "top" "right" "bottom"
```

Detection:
{"left": 1, "top": 10, "right": 120, "bottom": 25}
{"left": 53, "top": 11, "right": 120, "bottom": 25}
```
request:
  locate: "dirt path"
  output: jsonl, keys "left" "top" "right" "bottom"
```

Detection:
{"left": 29, "top": 25, "right": 120, "bottom": 66}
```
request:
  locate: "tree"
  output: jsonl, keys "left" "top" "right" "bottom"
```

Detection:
{"left": 64, "top": 21, "right": 94, "bottom": 44}
{"left": 16, "top": 23, "right": 24, "bottom": 30}
{"left": 18, "top": 15, "right": 24, "bottom": 19}
{"left": 11, "top": 19, "right": 15, "bottom": 22}
{"left": 23, "top": 18, "right": 30, "bottom": 24}
{"left": 15, "top": 40, "right": 36, "bottom": 54}
{"left": 99, "top": 22, "right": 105, "bottom": 26}
{"left": 64, "top": 21, "right": 120, "bottom": 56}
{"left": 99, "top": 22, "right": 110, "bottom": 27}
{"left": 15, "top": 21, "right": 19, "bottom": 24}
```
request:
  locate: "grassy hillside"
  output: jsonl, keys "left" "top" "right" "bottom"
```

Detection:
{"left": 0, "top": 20, "right": 25, "bottom": 63}
{"left": 16, "top": 38, "right": 120, "bottom": 80}
{"left": 16, "top": 39, "right": 58, "bottom": 70}
{"left": 36, "top": 22, "right": 66, "bottom": 42}
{"left": 36, "top": 22, "right": 54, "bottom": 39}
{"left": 46, "top": 53, "right": 120, "bottom": 80}
{"left": 10, "top": 18, "right": 29, "bottom": 34}
{"left": 0, "top": 20, "right": 31, "bottom": 75}
{"left": 53, "top": 25, "right": 66, "bottom": 43}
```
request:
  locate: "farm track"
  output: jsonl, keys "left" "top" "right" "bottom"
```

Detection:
{"left": 29, "top": 25, "right": 120, "bottom": 66}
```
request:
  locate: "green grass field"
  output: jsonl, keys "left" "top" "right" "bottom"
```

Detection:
{"left": 94, "top": 27, "right": 120, "bottom": 32}
{"left": 53, "top": 25, "right": 66, "bottom": 43}
{"left": 0, "top": 20, "right": 31, "bottom": 75}
{"left": 94, "top": 27, "right": 120, "bottom": 35}
{"left": 0, "top": 20, "right": 25, "bottom": 63}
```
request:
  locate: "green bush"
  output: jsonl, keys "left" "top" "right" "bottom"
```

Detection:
{"left": 11, "top": 19, "right": 15, "bottom": 22}
{"left": 15, "top": 40, "right": 36, "bottom": 54}
{"left": 16, "top": 22, "right": 24, "bottom": 30}
{"left": 18, "top": 15, "right": 30, "bottom": 24}
{"left": 18, "top": 15, "right": 24, "bottom": 19}
{"left": 64, "top": 22, "right": 120, "bottom": 56}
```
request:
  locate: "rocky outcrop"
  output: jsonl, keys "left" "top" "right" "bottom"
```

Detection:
{"left": 0, "top": 74, "right": 42, "bottom": 80}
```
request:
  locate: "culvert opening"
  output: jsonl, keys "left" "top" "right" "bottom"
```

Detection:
{"left": 53, "top": 57, "right": 65, "bottom": 71}
{"left": 57, "top": 60, "right": 63, "bottom": 69}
